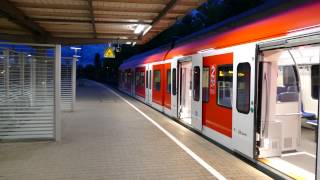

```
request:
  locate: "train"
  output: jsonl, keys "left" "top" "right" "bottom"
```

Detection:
{"left": 119, "top": 1, "right": 320, "bottom": 179}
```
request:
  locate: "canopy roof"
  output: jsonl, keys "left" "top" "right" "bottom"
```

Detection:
{"left": 0, "top": 0, "right": 205, "bottom": 44}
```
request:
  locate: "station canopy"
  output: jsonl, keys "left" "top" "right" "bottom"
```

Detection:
{"left": 0, "top": 0, "right": 205, "bottom": 45}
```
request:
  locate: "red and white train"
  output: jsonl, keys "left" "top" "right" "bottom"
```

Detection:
{"left": 119, "top": 1, "right": 320, "bottom": 179}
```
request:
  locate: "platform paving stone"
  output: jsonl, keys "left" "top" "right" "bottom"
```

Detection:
{"left": 0, "top": 80, "right": 271, "bottom": 180}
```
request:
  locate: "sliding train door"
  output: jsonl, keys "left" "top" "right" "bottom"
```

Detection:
{"left": 145, "top": 64, "right": 152, "bottom": 105}
{"left": 191, "top": 54, "right": 203, "bottom": 131}
{"left": 171, "top": 60, "right": 178, "bottom": 118}
{"left": 232, "top": 44, "right": 257, "bottom": 158}
{"left": 178, "top": 58, "right": 192, "bottom": 125}
{"left": 177, "top": 54, "right": 203, "bottom": 131}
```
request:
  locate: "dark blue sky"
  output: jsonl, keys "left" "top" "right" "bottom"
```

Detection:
{"left": 62, "top": 44, "right": 107, "bottom": 66}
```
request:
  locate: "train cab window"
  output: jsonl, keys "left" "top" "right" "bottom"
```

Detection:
{"left": 193, "top": 66, "right": 200, "bottom": 101}
{"left": 166, "top": 69, "right": 171, "bottom": 94}
{"left": 217, "top": 65, "right": 233, "bottom": 108}
{"left": 236, "top": 63, "right": 251, "bottom": 114}
{"left": 202, "top": 67, "right": 210, "bottom": 102}
{"left": 311, "top": 64, "right": 319, "bottom": 99}
{"left": 172, "top": 68, "right": 177, "bottom": 95}
{"left": 153, "top": 70, "right": 161, "bottom": 91}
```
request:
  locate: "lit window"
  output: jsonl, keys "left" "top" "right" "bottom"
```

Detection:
{"left": 217, "top": 65, "right": 233, "bottom": 108}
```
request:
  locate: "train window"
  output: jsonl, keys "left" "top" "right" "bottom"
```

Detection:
{"left": 149, "top": 70, "right": 152, "bottom": 89}
{"left": 277, "top": 66, "right": 299, "bottom": 102}
{"left": 137, "top": 71, "right": 145, "bottom": 88}
{"left": 193, "top": 66, "right": 200, "bottom": 101}
{"left": 236, "top": 63, "right": 251, "bottom": 114}
{"left": 217, "top": 65, "right": 233, "bottom": 108}
{"left": 311, "top": 64, "right": 319, "bottom": 99}
{"left": 153, "top": 70, "right": 161, "bottom": 91}
{"left": 166, "top": 69, "right": 171, "bottom": 94}
{"left": 203, "top": 67, "right": 210, "bottom": 103}
{"left": 172, "top": 68, "right": 177, "bottom": 95}
{"left": 146, "top": 70, "right": 148, "bottom": 89}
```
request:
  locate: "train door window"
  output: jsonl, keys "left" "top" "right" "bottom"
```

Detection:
{"left": 217, "top": 65, "right": 233, "bottom": 108}
{"left": 135, "top": 71, "right": 140, "bottom": 87}
{"left": 166, "top": 69, "right": 171, "bottom": 94}
{"left": 149, "top": 70, "right": 152, "bottom": 89}
{"left": 202, "top": 67, "right": 210, "bottom": 102}
{"left": 146, "top": 70, "right": 148, "bottom": 89}
{"left": 193, "top": 66, "right": 200, "bottom": 101}
{"left": 236, "top": 63, "right": 251, "bottom": 114}
{"left": 153, "top": 70, "right": 161, "bottom": 91}
{"left": 139, "top": 71, "right": 145, "bottom": 88}
{"left": 311, "top": 64, "right": 319, "bottom": 99}
{"left": 172, "top": 68, "right": 177, "bottom": 95}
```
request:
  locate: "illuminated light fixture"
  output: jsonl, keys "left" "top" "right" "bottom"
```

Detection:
{"left": 70, "top": 47, "right": 81, "bottom": 50}
{"left": 126, "top": 41, "right": 131, "bottom": 45}
{"left": 73, "top": 55, "right": 81, "bottom": 58}
{"left": 134, "top": 24, "right": 145, "bottom": 34}
{"left": 142, "top": 25, "right": 152, "bottom": 36}
{"left": 132, "top": 42, "right": 137, "bottom": 46}
{"left": 197, "top": 48, "right": 215, "bottom": 54}
{"left": 27, "top": 54, "right": 32, "bottom": 57}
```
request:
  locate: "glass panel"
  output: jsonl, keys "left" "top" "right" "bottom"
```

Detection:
{"left": 172, "top": 68, "right": 177, "bottom": 95}
{"left": 146, "top": 70, "right": 148, "bottom": 89}
{"left": 237, "top": 63, "right": 251, "bottom": 114}
{"left": 193, "top": 66, "right": 200, "bottom": 101}
{"left": 277, "top": 66, "right": 299, "bottom": 102}
{"left": 153, "top": 70, "right": 161, "bottom": 91}
{"left": 311, "top": 64, "right": 319, "bottom": 99}
{"left": 166, "top": 69, "right": 171, "bottom": 94}
{"left": 202, "top": 67, "right": 210, "bottom": 102}
{"left": 217, "top": 65, "right": 233, "bottom": 108}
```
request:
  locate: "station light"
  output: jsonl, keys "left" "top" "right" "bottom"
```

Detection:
{"left": 126, "top": 41, "right": 131, "bottom": 45}
{"left": 132, "top": 42, "right": 137, "bottom": 46}
{"left": 197, "top": 48, "right": 215, "bottom": 54}
{"left": 134, "top": 24, "right": 145, "bottom": 34}
{"left": 27, "top": 54, "right": 32, "bottom": 57}
{"left": 142, "top": 25, "right": 152, "bottom": 36}
{"left": 70, "top": 47, "right": 82, "bottom": 50}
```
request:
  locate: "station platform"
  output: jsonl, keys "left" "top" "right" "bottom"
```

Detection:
{"left": 0, "top": 80, "right": 271, "bottom": 180}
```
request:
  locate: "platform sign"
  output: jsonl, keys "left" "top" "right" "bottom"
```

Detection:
{"left": 104, "top": 47, "right": 115, "bottom": 58}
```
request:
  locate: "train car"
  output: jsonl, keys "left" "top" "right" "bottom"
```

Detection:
{"left": 119, "top": 1, "right": 320, "bottom": 179}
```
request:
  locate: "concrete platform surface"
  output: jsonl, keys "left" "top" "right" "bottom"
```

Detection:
{"left": 0, "top": 80, "right": 271, "bottom": 180}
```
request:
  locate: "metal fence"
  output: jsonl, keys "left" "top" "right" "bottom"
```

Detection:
{"left": 0, "top": 43, "right": 61, "bottom": 141}
{"left": 61, "top": 57, "right": 76, "bottom": 112}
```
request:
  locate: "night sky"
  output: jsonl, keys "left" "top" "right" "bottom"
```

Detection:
{"left": 62, "top": 44, "right": 107, "bottom": 66}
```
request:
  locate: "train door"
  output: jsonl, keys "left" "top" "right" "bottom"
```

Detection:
{"left": 232, "top": 44, "right": 256, "bottom": 158}
{"left": 171, "top": 60, "right": 178, "bottom": 118}
{"left": 257, "top": 34, "right": 320, "bottom": 179}
{"left": 178, "top": 58, "right": 192, "bottom": 125}
{"left": 191, "top": 54, "right": 203, "bottom": 131}
{"left": 145, "top": 64, "right": 152, "bottom": 105}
